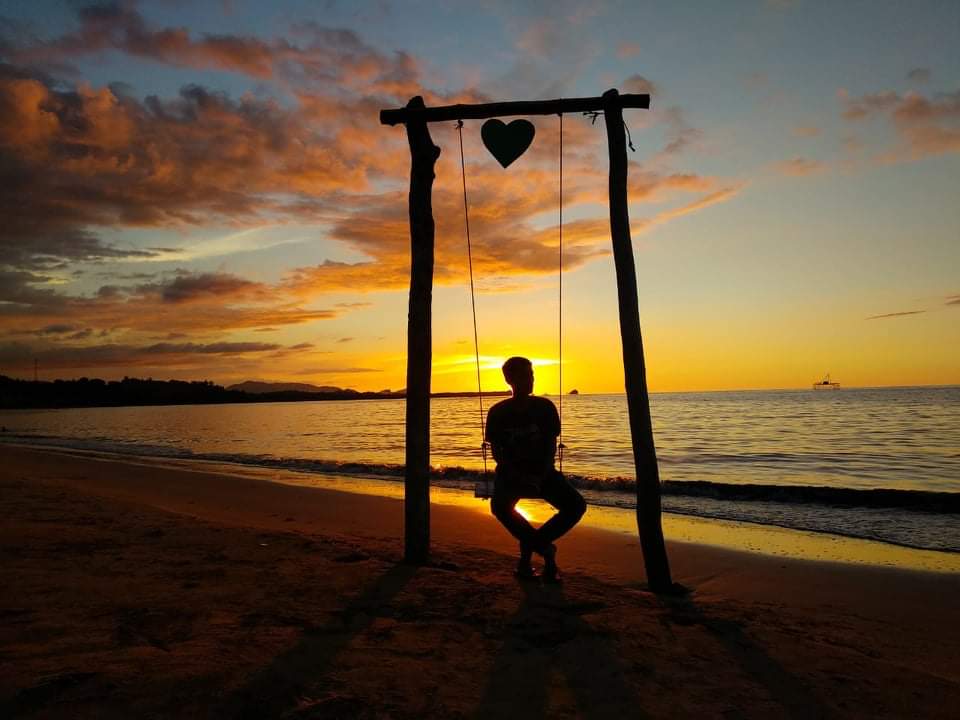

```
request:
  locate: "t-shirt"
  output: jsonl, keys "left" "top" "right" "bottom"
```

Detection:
{"left": 485, "top": 395, "right": 560, "bottom": 480}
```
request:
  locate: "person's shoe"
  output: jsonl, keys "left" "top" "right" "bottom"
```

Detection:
{"left": 515, "top": 559, "right": 540, "bottom": 580}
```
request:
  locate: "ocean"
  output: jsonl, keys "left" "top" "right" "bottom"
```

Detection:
{"left": 2, "top": 386, "right": 958, "bottom": 553}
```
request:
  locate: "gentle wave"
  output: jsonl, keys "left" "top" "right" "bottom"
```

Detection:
{"left": 6, "top": 432, "right": 957, "bottom": 511}
{"left": 5, "top": 433, "right": 959, "bottom": 553}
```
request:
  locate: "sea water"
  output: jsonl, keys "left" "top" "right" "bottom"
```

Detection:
{"left": 2, "top": 386, "right": 958, "bottom": 553}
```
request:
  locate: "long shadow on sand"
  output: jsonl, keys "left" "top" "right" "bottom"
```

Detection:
{"left": 661, "top": 595, "right": 831, "bottom": 720}
{"left": 474, "top": 579, "right": 650, "bottom": 720}
{"left": 218, "top": 563, "right": 417, "bottom": 719}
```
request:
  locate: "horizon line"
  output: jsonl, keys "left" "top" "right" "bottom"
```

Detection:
{"left": 3, "top": 374, "right": 957, "bottom": 395}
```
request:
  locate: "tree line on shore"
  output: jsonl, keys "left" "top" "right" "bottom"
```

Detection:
{"left": 0, "top": 375, "right": 506, "bottom": 409}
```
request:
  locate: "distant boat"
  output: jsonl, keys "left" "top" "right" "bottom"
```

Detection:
{"left": 812, "top": 373, "right": 840, "bottom": 389}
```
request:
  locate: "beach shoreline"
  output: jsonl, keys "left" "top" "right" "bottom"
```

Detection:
{"left": 4, "top": 440, "right": 958, "bottom": 573}
{"left": 2, "top": 445, "right": 959, "bottom": 718}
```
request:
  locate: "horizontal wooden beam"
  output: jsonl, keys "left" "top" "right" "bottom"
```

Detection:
{"left": 380, "top": 91, "right": 650, "bottom": 126}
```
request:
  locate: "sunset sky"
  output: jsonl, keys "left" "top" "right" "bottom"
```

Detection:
{"left": 1, "top": 0, "right": 957, "bottom": 393}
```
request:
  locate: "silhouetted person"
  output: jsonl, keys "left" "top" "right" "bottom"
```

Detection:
{"left": 486, "top": 356, "right": 586, "bottom": 582}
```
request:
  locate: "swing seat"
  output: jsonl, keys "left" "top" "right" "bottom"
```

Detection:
{"left": 474, "top": 477, "right": 494, "bottom": 499}
{"left": 473, "top": 443, "right": 567, "bottom": 500}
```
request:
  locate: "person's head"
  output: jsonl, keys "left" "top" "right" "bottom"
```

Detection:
{"left": 502, "top": 356, "right": 534, "bottom": 397}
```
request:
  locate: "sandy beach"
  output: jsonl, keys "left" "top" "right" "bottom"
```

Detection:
{"left": 2, "top": 444, "right": 958, "bottom": 718}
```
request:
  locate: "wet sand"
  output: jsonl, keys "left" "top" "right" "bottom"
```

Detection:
{"left": 2, "top": 444, "right": 958, "bottom": 718}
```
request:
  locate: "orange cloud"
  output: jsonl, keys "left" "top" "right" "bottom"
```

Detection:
{"left": 841, "top": 88, "right": 960, "bottom": 160}
{"left": 775, "top": 157, "right": 827, "bottom": 176}
{"left": 9, "top": 4, "right": 421, "bottom": 95}
{"left": 0, "top": 72, "right": 383, "bottom": 267}
{"left": 0, "top": 267, "right": 346, "bottom": 344}
{"left": 623, "top": 74, "right": 657, "bottom": 96}
{"left": 0, "top": 9, "right": 743, "bottom": 381}
{"left": 647, "top": 185, "right": 744, "bottom": 227}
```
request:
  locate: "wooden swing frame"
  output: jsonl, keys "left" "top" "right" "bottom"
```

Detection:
{"left": 380, "top": 88, "right": 673, "bottom": 591}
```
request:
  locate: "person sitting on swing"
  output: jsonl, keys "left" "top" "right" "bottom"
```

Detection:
{"left": 486, "top": 356, "right": 586, "bottom": 582}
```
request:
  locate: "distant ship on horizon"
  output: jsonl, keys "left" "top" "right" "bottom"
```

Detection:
{"left": 813, "top": 373, "right": 841, "bottom": 389}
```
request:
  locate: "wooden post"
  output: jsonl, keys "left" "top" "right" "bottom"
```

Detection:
{"left": 602, "top": 88, "right": 674, "bottom": 592}
{"left": 403, "top": 96, "right": 439, "bottom": 564}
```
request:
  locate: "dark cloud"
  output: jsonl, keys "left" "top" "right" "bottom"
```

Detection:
{"left": 7, "top": 3, "right": 420, "bottom": 93}
{"left": 95, "top": 271, "right": 159, "bottom": 280}
{"left": 334, "top": 301, "right": 372, "bottom": 309}
{"left": 907, "top": 68, "right": 931, "bottom": 84}
{"left": 2, "top": 322, "right": 80, "bottom": 337}
{"left": 153, "top": 272, "right": 264, "bottom": 304}
{"left": 0, "top": 269, "right": 62, "bottom": 305}
{"left": 0, "top": 266, "right": 345, "bottom": 338}
{"left": 295, "top": 366, "right": 379, "bottom": 375}
{"left": 865, "top": 310, "right": 926, "bottom": 320}
{"left": 946, "top": 295, "right": 960, "bottom": 306}
{"left": 776, "top": 157, "right": 827, "bottom": 176}
{"left": 0, "top": 338, "right": 286, "bottom": 370}
{"left": 95, "top": 285, "right": 124, "bottom": 299}
{"left": 40, "top": 323, "right": 79, "bottom": 334}
{"left": 144, "top": 341, "right": 281, "bottom": 354}
{"left": 336, "top": 337, "right": 354, "bottom": 343}
{"left": 5, "top": 235, "right": 164, "bottom": 271}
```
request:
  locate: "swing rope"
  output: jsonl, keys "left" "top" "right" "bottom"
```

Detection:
{"left": 558, "top": 112, "right": 564, "bottom": 473}
{"left": 456, "top": 120, "right": 489, "bottom": 478}
{"left": 456, "top": 115, "right": 566, "bottom": 490}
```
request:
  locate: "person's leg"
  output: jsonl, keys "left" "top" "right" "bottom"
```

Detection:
{"left": 490, "top": 480, "right": 544, "bottom": 575}
{"left": 491, "top": 490, "right": 533, "bottom": 541}
{"left": 536, "top": 471, "right": 587, "bottom": 545}
{"left": 533, "top": 472, "right": 586, "bottom": 581}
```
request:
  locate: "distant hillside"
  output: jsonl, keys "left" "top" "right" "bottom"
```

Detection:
{"left": 227, "top": 381, "right": 345, "bottom": 394}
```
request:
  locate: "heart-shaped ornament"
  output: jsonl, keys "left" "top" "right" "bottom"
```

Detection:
{"left": 481, "top": 119, "right": 535, "bottom": 168}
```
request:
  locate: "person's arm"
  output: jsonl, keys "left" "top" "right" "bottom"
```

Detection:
{"left": 485, "top": 405, "right": 504, "bottom": 464}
